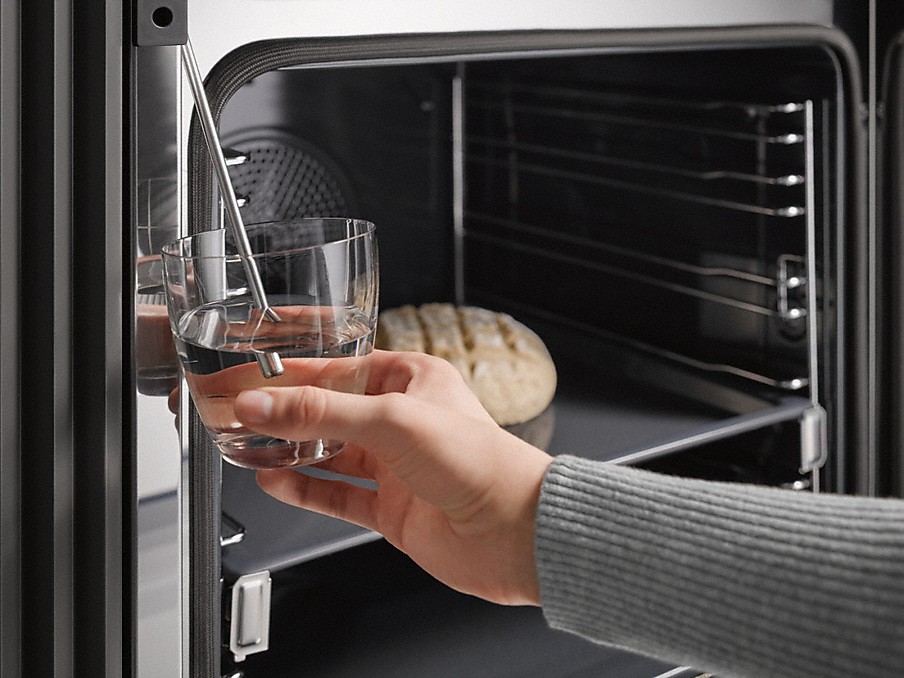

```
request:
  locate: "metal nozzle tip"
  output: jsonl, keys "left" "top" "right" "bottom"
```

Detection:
{"left": 263, "top": 307, "right": 282, "bottom": 323}
{"left": 256, "top": 352, "right": 285, "bottom": 378}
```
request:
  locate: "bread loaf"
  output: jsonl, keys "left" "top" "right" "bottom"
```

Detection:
{"left": 375, "top": 303, "right": 557, "bottom": 426}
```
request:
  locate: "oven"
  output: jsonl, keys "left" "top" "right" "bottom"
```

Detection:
{"left": 3, "top": 1, "right": 904, "bottom": 677}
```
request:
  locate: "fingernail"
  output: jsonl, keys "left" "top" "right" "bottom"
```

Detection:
{"left": 237, "top": 390, "right": 273, "bottom": 424}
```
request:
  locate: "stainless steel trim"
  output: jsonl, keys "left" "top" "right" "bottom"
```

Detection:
{"left": 804, "top": 100, "right": 821, "bottom": 406}
{"left": 133, "top": 45, "right": 184, "bottom": 678}
{"left": 453, "top": 69, "right": 466, "bottom": 305}
{"left": 866, "top": 0, "right": 878, "bottom": 498}
{"left": 802, "top": 100, "right": 828, "bottom": 490}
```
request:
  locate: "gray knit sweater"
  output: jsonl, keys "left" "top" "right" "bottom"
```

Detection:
{"left": 535, "top": 455, "right": 904, "bottom": 678}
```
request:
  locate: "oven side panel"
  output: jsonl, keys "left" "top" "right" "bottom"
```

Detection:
{"left": 2, "top": 0, "right": 129, "bottom": 676}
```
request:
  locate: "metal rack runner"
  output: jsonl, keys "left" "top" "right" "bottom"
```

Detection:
{"left": 466, "top": 97, "right": 806, "bottom": 146}
{"left": 466, "top": 80, "right": 808, "bottom": 119}
{"left": 464, "top": 211, "right": 808, "bottom": 320}
{"left": 465, "top": 83, "right": 809, "bottom": 217}
{"left": 467, "top": 135, "right": 805, "bottom": 187}
{"left": 469, "top": 290, "right": 809, "bottom": 392}
{"left": 465, "top": 153, "right": 805, "bottom": 217}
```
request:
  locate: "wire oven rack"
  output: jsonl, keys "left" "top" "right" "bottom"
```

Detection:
{"left": 461, "top": 78, "right": 823, "bottom": 393}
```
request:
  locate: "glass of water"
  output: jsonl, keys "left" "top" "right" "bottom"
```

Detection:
{"left": 161, "top": 217, "right": 378, "bottom": 470}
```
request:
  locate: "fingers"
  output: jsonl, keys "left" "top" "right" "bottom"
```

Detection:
{"left": 364, "top": 351, "right": 491, "bottom": 419}
{"left": 256, "top": 468, "right": 381, "bottom": 533}
{"left": 168, "top": 386, "right": 180, "bottom": 415}
{"left": 234, "top": 385, "right": 403, "bottom": 452}
{"left": 363, "top": 350, "right": 424, "bottom": 394}
{"left": 360, "top": 350, "right": 474, "bottom": 399}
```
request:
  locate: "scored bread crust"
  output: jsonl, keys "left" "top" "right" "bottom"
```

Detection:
{"left": 375, "top": 303, "right": 557, "bottom": 426}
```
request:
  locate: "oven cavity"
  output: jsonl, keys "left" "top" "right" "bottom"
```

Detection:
{"left": 209, "top": 47, "right": 847, "bottom": 587}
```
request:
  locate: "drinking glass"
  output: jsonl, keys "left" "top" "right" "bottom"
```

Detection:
{"left": 161, "top": 217, "right": 378, "bottom": 469}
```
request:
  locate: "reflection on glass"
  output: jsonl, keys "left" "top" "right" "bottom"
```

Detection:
{"left": 161, "top": 217, "right": 379, "bottom": 470}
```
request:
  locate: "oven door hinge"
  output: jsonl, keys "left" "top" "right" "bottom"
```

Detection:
{"left": 799, "top": 404, "right": 828, "bottom": 476}
{"left": 133, "top": 0, "right": 188, "bottom": 46}
{"left": 229, "top": 571, "right": 272, "bottom": 662}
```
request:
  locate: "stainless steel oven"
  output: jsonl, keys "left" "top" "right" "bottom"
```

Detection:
{"left": 3, "top": 2, "right": 904, "bottom": 677}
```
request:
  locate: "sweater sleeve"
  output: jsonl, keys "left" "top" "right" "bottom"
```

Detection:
{"left": 535, "top": 455, "right": 904, "bottom": 678}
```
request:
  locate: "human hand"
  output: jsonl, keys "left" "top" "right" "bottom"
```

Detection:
{"left": 233, "top": 349, "right": 553, "bottom": 606}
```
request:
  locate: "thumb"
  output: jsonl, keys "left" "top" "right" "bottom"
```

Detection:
{"left": 234, "top": 386, "right": 399, "bottom": 450}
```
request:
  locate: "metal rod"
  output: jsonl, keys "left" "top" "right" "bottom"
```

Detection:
{"left": 803, "top": 100, "right": 820, "bottom": 407}
{"left": 466, "top": 211, "right": 783, "bottom": 287}
{"left": 476, "top": 292, "right": 808, "bottom": 391}
{"left": 180, "top": 38, "right": 284, "bottom": 378}
{"left": 466, "top": 230, "right": 791, "bottom": 317}
{"left": 452, "top": 69, "right": 466, "bottom": 305}
{"left": 467, "top": 135, "right": 804, "bottom": 187}
{"left": 467, "top": 98, "right": 805, "bottom": 145}
{"left": 467, "top": 79, "right": 806, "bottom": 117}
{"left": 468, "top": 156, "right": 804, "bottom": 217}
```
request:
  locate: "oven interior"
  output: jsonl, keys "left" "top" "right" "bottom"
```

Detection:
{"left": 212, "top": 42, "right": 846, "bottom": 675}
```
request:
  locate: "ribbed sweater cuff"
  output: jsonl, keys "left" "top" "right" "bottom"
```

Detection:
{"left": 535, "top": 455, "right": 904, "bottom": 678}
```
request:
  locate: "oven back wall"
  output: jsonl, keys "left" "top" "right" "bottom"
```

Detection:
{"left": 219, "top": 65, "right": 458, "bottom": 310}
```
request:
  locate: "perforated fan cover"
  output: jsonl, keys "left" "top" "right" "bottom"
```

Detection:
{"left": 224, "top": 132, "right": 354, "bottom": 224}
